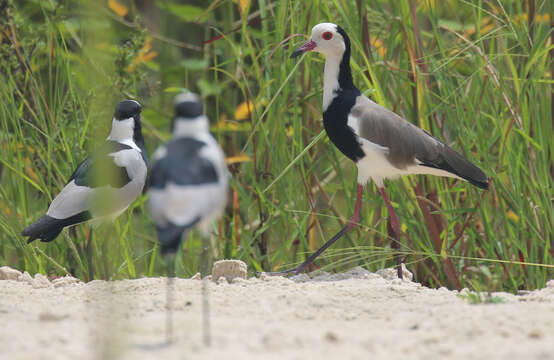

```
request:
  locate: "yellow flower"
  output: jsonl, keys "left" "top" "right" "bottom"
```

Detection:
{"left": 370, "top": 38, "right": 386, "bottom": 58}
{"left": 108, "top": 0, "right": 128, "bottom": 18}
{"left": 127, "top": 36, "right": 158, "bottom": 72}
{"left": 285, "top": 124, "right": 294, "bottom": 138}
{"left": 234, "top": 101, "right": 254, "bottom": 121}
{"left": 514, "top": 13, "right": 551, "bottom": 24}
{"left": 24, "top": 157, "right": 39, "bottom": 182}
{"left": 226, "top": 154, "right": 252, "bottom": 165}
{"left": 233, "top": 0, "right": 249, "bottom": 15}
{"left": 506, "top": 210, "right": 519, "bottom": 222}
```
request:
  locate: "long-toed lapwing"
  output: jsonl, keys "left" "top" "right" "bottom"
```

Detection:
{"left": 276, "top": 23, "right": 489, "bottom": 278}
{"left": 147, "top": 92, "right": 228, "bottom": 345}
{"left": 22, "top": 100, "right": 148, "bottom": 245}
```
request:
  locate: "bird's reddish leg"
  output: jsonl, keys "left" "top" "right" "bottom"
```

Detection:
{"left": 265, "top": 184, "right": 364, "bottom": 275}
{"left": 347, "top": 184, "right": 364, "bottom": 230}
{"left": 379, "top": 187, "right": 403, "bottom": 279}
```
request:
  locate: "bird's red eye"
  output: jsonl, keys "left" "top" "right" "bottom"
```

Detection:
{"left": 322, "top": 31, "right": 333, "bottom": 40}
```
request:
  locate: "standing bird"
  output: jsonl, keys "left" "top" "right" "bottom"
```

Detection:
{"left": 277, "top": 23, "right": 489, "bottom": 277}
{"left": 22, "top": 100, "right": 148, "bottom": 244}
{"left": 147, "top": 92, "right": 228, "bottom": 345}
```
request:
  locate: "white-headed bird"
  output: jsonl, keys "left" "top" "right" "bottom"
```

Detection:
{"left": 147, "top": 92, "right": 228, "bottom": 345}
{"left": 280, "top": 23, "right": 489, "bottom": 278}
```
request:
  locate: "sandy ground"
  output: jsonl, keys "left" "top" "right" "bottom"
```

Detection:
{"left": 1, "top": 265, "right": 553, "bottom": 360}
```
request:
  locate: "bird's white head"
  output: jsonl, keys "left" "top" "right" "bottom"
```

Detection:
{"left": 172, "top": 92, "right": 209, "bottom": 137}
{"left": 291, "top": 23, "right": 355, "bottom": 110}
{"left": 291, "top": 23, "right": 347, "bottom": 59}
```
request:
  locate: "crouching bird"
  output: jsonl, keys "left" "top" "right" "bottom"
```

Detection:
{"left": 274, "top": 23, "right": 489, "bottom": 278}
{"left": 147, "top": 92, "right": 228, "bottom": 346}
{"left": 22, "top": 100, "right": 148, "bottom": 244}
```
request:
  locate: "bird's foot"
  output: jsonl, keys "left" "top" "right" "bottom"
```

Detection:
{"left": 258, "top": 264, "right": 307, "bottom": 277}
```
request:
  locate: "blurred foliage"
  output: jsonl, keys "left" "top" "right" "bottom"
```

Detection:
{"left": 0, "top": 0, "right": 552, "bottom": 291}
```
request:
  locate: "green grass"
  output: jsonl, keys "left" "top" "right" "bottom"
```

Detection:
{"left": 0, "top": 0, "right": 552, "bottom": 291}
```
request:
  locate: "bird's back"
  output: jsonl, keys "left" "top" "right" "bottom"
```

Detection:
{"left": 148, "top": 135, "right": 228, "bottom": 234}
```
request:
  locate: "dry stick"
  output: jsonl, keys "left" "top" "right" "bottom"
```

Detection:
{"left": 63, "top": 232, "right": 87, "bottom": 278}
{"left": 85, "top": 227, "right": 94, "bottom": 281}
{"left": 232, "top": 188, "right": 241, "bottom": 248}
{"left": 449, "top": 188, "right": 489, "bottom": 250}
{"left": 414, "top": 183, "right": 462, "bottom": 290}
{"left": 400, "top": 12, "right": 454, "bottom": 285}
{"left": 356, "top": 0, "right": 373, "bottom": 85}
{"left": 407, "top": 1, "right": 445, "bottom": 134}
{"left": 33, "top": 246, "right": 70, "bottom": 275}
{"left": 551, "top": 12, "right": 554, "bottom": 184}
{"left": 527, "top": 0, "right": 536, "bottom": 43}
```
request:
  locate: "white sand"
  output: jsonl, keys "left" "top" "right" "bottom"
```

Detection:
{"left": 1, "top": 266, "right": 553, "bottom": 360}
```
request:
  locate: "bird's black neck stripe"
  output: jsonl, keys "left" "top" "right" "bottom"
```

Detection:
{"left": 335, "top": 25, "right": 356, "bottom": 91}
{"left": 322, "top": 26, "right": 364, "bottom": 163}
{"left": 133, "top": 114, "right": 149, "bottom": 166}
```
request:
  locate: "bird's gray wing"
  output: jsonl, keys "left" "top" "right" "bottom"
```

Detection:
{"left": 352, "top": 96, "right": 488, "bottom": 188}
{"left": 47, "top": 141, "right": 138, "bottom": 219}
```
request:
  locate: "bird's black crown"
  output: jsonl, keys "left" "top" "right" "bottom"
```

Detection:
{"left": 114, "top": 100, "right": 142, "bottom": 121}
{"left": 175, "top": 99, "right": 203, "bottom": 119}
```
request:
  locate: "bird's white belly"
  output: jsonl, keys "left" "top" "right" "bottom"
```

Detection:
{"left": 356, "top": 139, "right": 402, "bottom": 186}
{"left": 89, "top": 177, "right": 146, "bottom": 224}
{"left": 148, "top": 181, "right": 227, "bottom": 234}
{"left": 356, "top": 138, "right": 461, "bottom": 186}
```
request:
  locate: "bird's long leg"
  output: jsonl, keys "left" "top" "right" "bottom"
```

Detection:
{"left": 379, "top": 187, "right": 403, "bottom": 279}
{"left": 200, "top": 233, "right": 211, "bottom": 347}
{"left": 265, "top": 184, "right": 364, "bottom": 276}
{"left": 165, "top": 253, "right": 176, "bottom": 345}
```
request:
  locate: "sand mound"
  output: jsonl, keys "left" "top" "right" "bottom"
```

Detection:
{"left": 1, "top": 265, "right": 553, "bottom": 360}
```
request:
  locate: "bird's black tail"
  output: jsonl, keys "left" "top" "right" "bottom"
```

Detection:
{"left": 157, "top": 217, "right": 200, "bottom": 255}
{"left": 22, "top": 212, "right": 91, "bottom": 243}
{"left": 421, "top": 145, "right": 490, "bottom": 190}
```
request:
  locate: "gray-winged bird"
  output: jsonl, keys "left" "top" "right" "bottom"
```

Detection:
{"left": 22, "top": 100, "right": 148, "bottom": 244}
{"left": 276, "top": 23, "right": 489, "bottom": 278}
{"left": 147, "top": 92, "right": 228, "bottom": 345}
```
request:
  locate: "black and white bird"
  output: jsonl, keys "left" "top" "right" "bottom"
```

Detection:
{"left": 147, "top": 92, "right": 228, "bottom": 345}
{"left": 22, "top": 100, "right": 148, "bottom": 244}
{"left": 278, "top": 23, "right": 489, "bottom": 277}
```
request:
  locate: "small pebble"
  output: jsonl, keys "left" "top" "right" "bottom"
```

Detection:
{"left": 32, "top": 274, "right": 51, "bottom": 289}
{"left": 0, "top": 266, "right": 22, "bottom": 281}
{"left": 212, "top": 259, "right": 247, "bottom": 283}
{"left": 52, "top": 275, "right": 80, "bottom": 288}
{"left": 190, "top": 272, "right": 201, "bottom": 280}
{"left": 19, "top": 271, "right": 34, "bottom": 284}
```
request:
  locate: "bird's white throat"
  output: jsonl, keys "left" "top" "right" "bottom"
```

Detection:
{"left": 107, "top": 117, "right": 135, "bottom": 141}
{"left": 173, "top": 115, "right": 209, "bottom": 137}
{"left": 322, "top": 54, "right": 341, "bottom": 111}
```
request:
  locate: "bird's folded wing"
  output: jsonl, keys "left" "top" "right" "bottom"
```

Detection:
{"left": 46, "top": 141, "right": 135, "bottom": 219}
{"left": 352, "top": 96, "right": 488, "bottom": 187}
{"left": 149, "top": 138, "right": 220, "bottom": 188}
{"left": 67, "top": 141, "right": 133, "bottom": 189}
{"left": 351, "top": 97, "right": 442, "bottom": 169}
{"left": 148, "top": 138, "right": 226, "bottom": 227}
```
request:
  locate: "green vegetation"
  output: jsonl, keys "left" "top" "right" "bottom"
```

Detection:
{"left": 0, "top": 0, "right": 552, "bottom": 291}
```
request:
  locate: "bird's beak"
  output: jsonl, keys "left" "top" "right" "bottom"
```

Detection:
{"left": 290, "top": 39, "right": 316, "bottom": 58}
